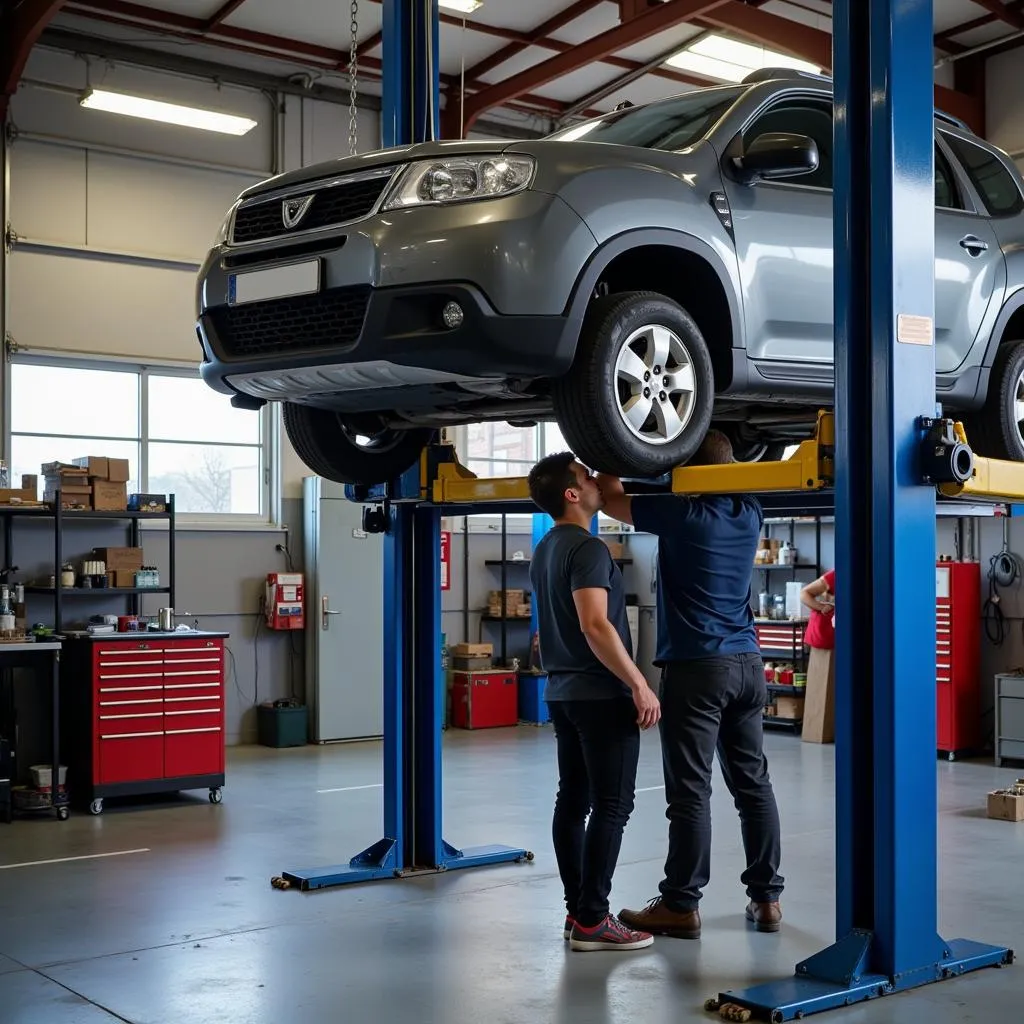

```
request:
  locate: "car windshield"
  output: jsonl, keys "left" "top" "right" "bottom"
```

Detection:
{"left": 545, "top": 86, "right": 745, "bottom": 152}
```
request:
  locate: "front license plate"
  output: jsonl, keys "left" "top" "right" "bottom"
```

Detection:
{"left": 229, "top": 259, "right": 320, "bottom": 306}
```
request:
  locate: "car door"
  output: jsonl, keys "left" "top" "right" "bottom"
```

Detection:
{"left": 933, "top": 134, "right": 1005, "bottom": 374}
{"left": 720, "top": 96, "right": 835, "bottom": 367}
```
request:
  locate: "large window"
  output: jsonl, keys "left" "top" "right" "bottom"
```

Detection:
{"left": 9, "top": 358, "right": 272, "bottom": 522}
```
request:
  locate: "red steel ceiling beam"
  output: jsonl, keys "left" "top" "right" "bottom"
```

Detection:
{"left": 697, "top": 3, "right": 985, "bottom": 134}
{"left": 936, "top": 1, "right": 1024, "bottom": 48}
{"left": 2, "top": 0, "right": 70, "bottom": 120}
{"left": 968, "top": 0, "right": 1024, "bottom": 31}
{"left": 457, "top": 0, "right": 731, "bottom": 132}
{"left": 204, "top": 0, "right": 249, "bottom": 32}
{"left": 63, "top": 2, "right": 570, "bottom": 123}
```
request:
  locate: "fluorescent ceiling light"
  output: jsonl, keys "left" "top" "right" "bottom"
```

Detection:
{"left": 666, "top": 34, "right": 821, "bottom": 83}
{"left": 439, "top": 0, "right": 483, "bottom": 12}
{"left": 80, "top": 89, "right": 258, "bottom": 136}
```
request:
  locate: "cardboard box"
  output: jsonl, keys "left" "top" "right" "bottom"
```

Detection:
{"left": 44, "top": 489, "right": 91, "bottom": 509}
{"left": 92, "top": 481, "right": 128, "bottom": 511}
{"left": 602, "top": 540, "right": 625, "bottom": 559}
{"left": 94, "top": 547, "right": 144, "bottom": 571}
{"left": 107, "top": 458, "right": 130, "bottom": 483}
{"left": 451, "top": 643, "right": 493, "bottom": 658}
{"left": 802, "top": 646, "right": 835, "bottom": 744}
{"left": 987, "top": 790, "right": 1024, "bottom": 822}
{"left": 114, "top": 570, "right": 137, "bottom": 589}
{"left": 774, "top": 695, "right": 804, "bottom": 720}
{"left": 73, "top": 456, "right": 109, "bottom": 479}
{"left": 0, "top": 488, "right": 37, "bottom": 505}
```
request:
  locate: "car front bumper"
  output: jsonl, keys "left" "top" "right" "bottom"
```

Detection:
{"left": 195, "top": 189, "right": 596, "bottom": 405}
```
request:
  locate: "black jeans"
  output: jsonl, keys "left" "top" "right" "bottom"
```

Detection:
{"left": 548, "top": 697, "right": 640, "bottom": 927}
{"left": 658, "top": 652, "right": 784, "bottom": 911}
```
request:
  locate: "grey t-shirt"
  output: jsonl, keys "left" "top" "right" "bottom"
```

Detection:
{"left": 529, "top": 524, "right": 632, "bottom": 701}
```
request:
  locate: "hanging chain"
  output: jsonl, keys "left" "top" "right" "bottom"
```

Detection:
{"left": 348, "top": 0, "right": 359, "bottom": 156}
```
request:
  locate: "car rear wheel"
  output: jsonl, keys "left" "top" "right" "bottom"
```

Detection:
{"left": 283, "top": 403, "right": 433, "bottom": 486}
{"left": 553, "top": 291, "right": 715, "bottom": 476}
{"left": 963, "top": 340, "right": 1024, "bottom": 461}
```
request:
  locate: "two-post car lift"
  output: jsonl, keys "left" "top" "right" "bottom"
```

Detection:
{"left": 273, "top": 1, "right": 1017, "bottom": 1020}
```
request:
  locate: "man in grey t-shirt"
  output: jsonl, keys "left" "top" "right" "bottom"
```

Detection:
{"left": 528, "top": 452, "right": 660, "bottom": 953}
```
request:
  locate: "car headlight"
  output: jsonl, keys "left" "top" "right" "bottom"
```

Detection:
{"left": 382, "top": 156, "right": 535, "bottom": 209}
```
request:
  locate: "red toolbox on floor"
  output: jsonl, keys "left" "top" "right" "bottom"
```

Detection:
{"left": 451, "top": 670, "right": 518, "bottom": 729}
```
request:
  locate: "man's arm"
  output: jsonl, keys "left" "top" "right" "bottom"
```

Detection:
{"left": 594, "top": 474, "right": 633, "bottom": 526}
{"left": 800, "top": 575, "right": 834, "bottom": 615}
{"left": 572, "top": 587, "right": 660, "bottom": 729}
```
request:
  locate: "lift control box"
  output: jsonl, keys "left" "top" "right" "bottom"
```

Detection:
{"left": 265, "top": 572, "right": 304, "bottom": 631}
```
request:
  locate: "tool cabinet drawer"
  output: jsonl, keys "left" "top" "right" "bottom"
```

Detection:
{"left": 996, "top": 675, "right": 1024, "bottom": 700}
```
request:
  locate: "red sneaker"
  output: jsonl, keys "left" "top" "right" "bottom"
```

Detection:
{"left": 569, "top": 914, "right": 654, "bottom": 952}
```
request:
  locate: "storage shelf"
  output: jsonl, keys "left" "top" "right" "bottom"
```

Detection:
{"left": 481, "top": 615, "right": 532, "bottom": 623}
{"left": 0, "top": 507, "right": 170, "bottom": 520}
{"left": 754, "top": 563, "right": 817, "bottom": 570}
{"left": 24, "top": 587, "right": 171, "bottom": 596}
{"left": 766, "top": 683, "right": 806, "bottom": 697}
{"left": 763, "top": 716, "right": 803, "bottom": 732}
{"left": 484, "top": 558, "right": 633, "bottom": 566}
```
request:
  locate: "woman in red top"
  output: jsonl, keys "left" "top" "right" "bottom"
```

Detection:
{"left": 801, "top": 569, "right": 835, "bottom": 650}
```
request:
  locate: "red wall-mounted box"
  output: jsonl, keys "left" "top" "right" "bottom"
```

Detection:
{"left": 451, "top": 670, "right": 518, "bottom": 729}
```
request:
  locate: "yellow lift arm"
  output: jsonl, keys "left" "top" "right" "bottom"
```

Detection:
{"left": 415, "top": 410, "right": 1024, "bottom": 508}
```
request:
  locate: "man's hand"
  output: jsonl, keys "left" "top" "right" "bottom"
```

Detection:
{"left": 631, "top": 681, "right": 661, "bottom": 730}
{"left": 595, "top": 473, "right": 633, "bottom": 525}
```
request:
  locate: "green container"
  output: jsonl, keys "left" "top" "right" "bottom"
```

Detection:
{"left": 257, "top": 702, "right": 308, "bottom": 748}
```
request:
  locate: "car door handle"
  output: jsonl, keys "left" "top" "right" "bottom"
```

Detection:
{"left": 959, "top": 234, "right": 989, "bottom": 255}
{"left": 321, "top": 596, "right": 341, "bottom": 631}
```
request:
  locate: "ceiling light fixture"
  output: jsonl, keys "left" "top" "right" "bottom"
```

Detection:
{"left": 666, "top": 34, "right": 821, "bottom": 83}
{"left": 80, "top": 88, "right": 258, "bottom": 136}
{"left": 439, "top": 0, "right": 483, "bottom": 13}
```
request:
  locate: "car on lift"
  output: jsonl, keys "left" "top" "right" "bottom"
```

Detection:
{"left": 194, "top": 68, "right": 1024, "bottom": 485}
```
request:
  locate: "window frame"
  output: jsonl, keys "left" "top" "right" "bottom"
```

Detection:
{"left": 6, "top": 352, "right": 280, "bottom": 530}
{"left": 939, "top": 129, "right": 1024, "bottom": 219}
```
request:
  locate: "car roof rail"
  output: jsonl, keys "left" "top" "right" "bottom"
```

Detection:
{"left": 741, "top": 67, "right": 831, "bottom": 85}
{"left": 741, "top": 67, "right": 973, "bottom": 133}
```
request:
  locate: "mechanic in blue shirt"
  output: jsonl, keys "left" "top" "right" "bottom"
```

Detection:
{"left": 595, "top": 428, "right": 784, "bottom": 939}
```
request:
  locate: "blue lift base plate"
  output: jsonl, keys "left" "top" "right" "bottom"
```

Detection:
{"left": 279, "top": 838, "right": 532, "bottom": 891}
{"left": 719, "top": 936, "right": 1013, "bottom": 1022}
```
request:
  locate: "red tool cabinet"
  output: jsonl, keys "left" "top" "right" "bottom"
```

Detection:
{"left": 935, "top": 560, "right": 980, "bottom": 760}
{"left": 59, "top": 632, "right": 228, "bottom": 814}
{"left": 451, "top": 670, "right": 518, "bottom": 729}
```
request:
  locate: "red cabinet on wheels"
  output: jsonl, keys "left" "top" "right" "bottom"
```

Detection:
{"left": 60, "top": 631, "right": 229, "bottom": 814}
{"left": 936, "top": 560, "right": 980, "bottom": 761}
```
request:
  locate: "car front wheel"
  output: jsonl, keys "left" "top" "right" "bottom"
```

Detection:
{"left": 282, "top": 403, "right": 433, "bottom": 486}
{"left": 963, "top": 340, "right": 1024, "bottom": 462}
{"left": 553, "top": 291, "right": 715, "bottom": 476}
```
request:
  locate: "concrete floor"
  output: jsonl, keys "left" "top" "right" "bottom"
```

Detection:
{"left": 0, "top": 727, "right": 1021, "bottom": 1024}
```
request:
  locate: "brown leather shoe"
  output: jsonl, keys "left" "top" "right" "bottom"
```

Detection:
{"left": 745, "top": 900, "right": 782, "bottom": 933}
{"left": 619, "top": 897, "right": 701, "bottom": 939}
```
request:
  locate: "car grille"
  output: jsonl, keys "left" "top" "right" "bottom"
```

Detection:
{"left": 208, "top": 286, "right": 372, "bottom": 358}
{"left": 231, "top": 175, "right": 393, "bottom": 244}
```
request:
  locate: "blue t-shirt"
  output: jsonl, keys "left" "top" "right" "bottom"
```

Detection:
{"left": 632, "top": 494, "right": 763, "bottom": 663}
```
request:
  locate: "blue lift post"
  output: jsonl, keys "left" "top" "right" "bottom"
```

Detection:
{"left": 720, "top": 1, "right": 1012, "bottom": 1019}
{"left": 280, "top": 0, "right": 530, "bottom": 891}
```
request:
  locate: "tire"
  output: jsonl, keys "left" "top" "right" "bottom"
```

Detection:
{"left": 963, "top": 341, "right": 1024, "bottom": 461}
{"left": 283, "top": 403, "right": 434, "bottom": 486}
{"left": 553, "top": 291, "right": 715, "bottom": 477}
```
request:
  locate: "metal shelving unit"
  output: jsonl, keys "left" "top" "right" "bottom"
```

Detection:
{"left": 1, "top": 493, "right": 176, "bottom": 631}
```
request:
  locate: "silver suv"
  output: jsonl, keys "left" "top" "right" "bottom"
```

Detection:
{"left": 195, "top": 69, "right": 1024, "bottom": 485}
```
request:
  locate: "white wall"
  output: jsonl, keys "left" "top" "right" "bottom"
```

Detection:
{"left": 8, "top": 47, "right": 383, "bottom": 501}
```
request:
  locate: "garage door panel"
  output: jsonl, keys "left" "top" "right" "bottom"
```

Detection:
{"left": 86, "top": 153, "right": 260, "bottom": 259}
{"left": 9, "top": 250, "right": 199, "bottom": 362}
{"left": 9, "top": 142, "right": 88, "bottom": 245}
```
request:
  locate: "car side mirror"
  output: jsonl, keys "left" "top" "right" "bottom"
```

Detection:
{"left": 734, "top": 132, "right": 819, "bottom": 183}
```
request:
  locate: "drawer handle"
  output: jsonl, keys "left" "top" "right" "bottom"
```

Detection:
{"left": 100, "top": 731, "right": 163, "bottom": 739}
{"left": 165, "top": 708, "right": 221, "bottom": 716}
{"left": 100, "top": 712, "right": 163, "bottom": 720}
{"left": 165, "top": 727, "right": 221, "bottom": 735}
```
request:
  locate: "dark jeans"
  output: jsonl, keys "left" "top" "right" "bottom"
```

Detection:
{"left": 658, "top": 652, "right": 784, "bottom": 911}
{"left": 548, "top": 697, "right": 640, "bottom": 927}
